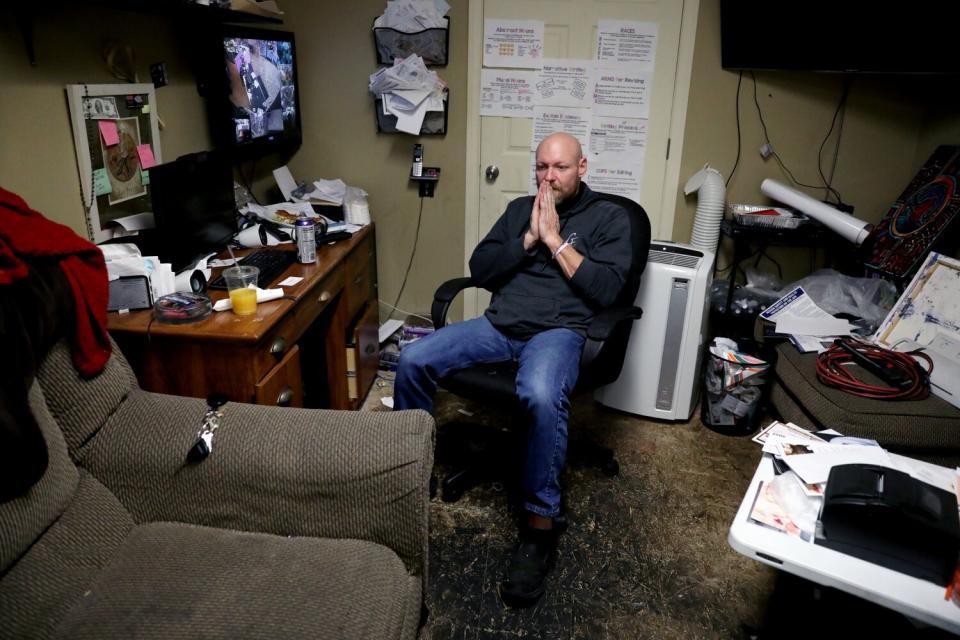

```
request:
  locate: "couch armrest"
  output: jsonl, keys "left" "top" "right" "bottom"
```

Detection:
{"left": 75, "top": 390, "right": 434, "bottom": 580}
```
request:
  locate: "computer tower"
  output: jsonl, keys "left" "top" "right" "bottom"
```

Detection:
{"left": 595, "top": 241, "right": 714, "bottom": 420}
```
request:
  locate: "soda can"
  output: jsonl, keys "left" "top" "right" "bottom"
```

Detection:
{"left": 295, "top": 215, "right": 317, "bottom": 264}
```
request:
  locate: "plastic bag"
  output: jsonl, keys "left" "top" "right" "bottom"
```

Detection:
{"left": 342, "top": 186, "right": 370, "bottom": 225}
{"left": 791, "top": 269, "right": 898, "bottom": 326}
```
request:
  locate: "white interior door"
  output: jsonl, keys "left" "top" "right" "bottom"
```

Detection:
{"left": 463, "top": 0, "right": 698, "bottom": 318}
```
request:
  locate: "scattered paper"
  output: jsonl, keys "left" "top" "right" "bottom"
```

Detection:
{"left": 273, "top": 165, "right": 299, "bottom": 201}
{"left": 379, "top": 318, "right": 404, "bottom": 344}
{"left": 762, "top": 286, "right": 853, "bottom": 337}
{"left": 381, "top": 397, "right": 395, "bottom": 409}
{"left": 278, "top": 276, "right": 303, "bottom": 287}
{"left": 780, "top": 442, "right": 893, "bottom": 485}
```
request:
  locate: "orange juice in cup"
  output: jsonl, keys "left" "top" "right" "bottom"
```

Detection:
{"left": 222, "top": 265, "right": 259, "bottom": 316}
{"left": 229, "top": 287, "right": 258, "bottom": 315}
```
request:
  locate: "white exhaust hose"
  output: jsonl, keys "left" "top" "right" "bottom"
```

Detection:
{"left": 684, "top": 164, "right": 726, "bottom": 254}
{"left": 761, "top": 178, "right": 871, "bottom": 246}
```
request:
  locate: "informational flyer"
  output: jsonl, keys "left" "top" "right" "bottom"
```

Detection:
{"left": 596, "top": 20, "right": 658, "bottom": 67}
{"left": 480, "top": 69, "right": 536, "bottom": 117}
{"left": 533, "top": 59, "right": 594, "bottom": 108}
{"left": 592, "top": 66, "right": 652, "bottom": 119}
{"left": 531, "top": 106, "right": 591, "bottom": 152}
{"left": 483, "top": 19, "right": 544, "bottom": 69}
{"left": 585, "top": 161, "right": 643, "bottom": 202}
{"left": 588, "top": 116, "right": 647, "bottom": 161}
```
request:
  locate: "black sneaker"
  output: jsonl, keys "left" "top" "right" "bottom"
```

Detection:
{"left": 497, "top": 526, "right": 559, "bottom": 608}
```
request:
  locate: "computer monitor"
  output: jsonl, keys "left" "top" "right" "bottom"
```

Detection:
{"left": 201, "top": 25, "right": 302, "bottom": 159}
{"left": 149, "top": 150, "right": 237, "bottom": 272}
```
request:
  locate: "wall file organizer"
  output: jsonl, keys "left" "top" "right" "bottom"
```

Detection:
{"left": 372, "top": 17, "right": 449, "bottom": 66}
{"left": 375, "top": 90, "right": 448, "bottom": 135}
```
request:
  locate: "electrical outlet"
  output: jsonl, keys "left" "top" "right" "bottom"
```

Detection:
{"left": 759, "top": 143, "right": 774, "bottom": 159}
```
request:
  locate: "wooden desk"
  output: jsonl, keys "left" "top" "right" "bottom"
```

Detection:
{"left": 108, "top": 225, "right": 379, "bottom": 410}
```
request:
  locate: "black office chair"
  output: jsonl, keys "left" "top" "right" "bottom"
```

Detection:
{"left": 430, "top": 193, "right": 651, "bottom": 502}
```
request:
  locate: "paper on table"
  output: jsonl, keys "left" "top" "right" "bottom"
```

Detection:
{"left": 775, "top": 315, "right": 853, "bottom": 337}
{"left": 780, "top": 442, "right": 892, "bottom": 485}
{"left": 273, "top": 165, "right": 299, "bottom": 201}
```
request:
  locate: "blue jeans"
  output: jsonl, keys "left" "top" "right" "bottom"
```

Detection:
{"left": 394, "top": 316, "right": 585, "bottom": 518}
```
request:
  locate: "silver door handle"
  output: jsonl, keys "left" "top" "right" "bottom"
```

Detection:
{"left": 485, "top": 165, "right": 499, "bottom": 181}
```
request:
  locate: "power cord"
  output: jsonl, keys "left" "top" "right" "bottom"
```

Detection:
{"left": 726, "top": 70, "right": 743, "bottom": 188}
{"left": 817, "top": 77, "right": 851, "bottom": 205}
{"left": 751, "top": 72, "right": 843, "bottom": 203}
{"left": 816, "top": 337, "right": 933, "bottom": 400}
{"left": 388, "top": 196, "right": 426, "bottom": 321}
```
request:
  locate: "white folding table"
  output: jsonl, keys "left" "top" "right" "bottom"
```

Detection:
{"left": 729, "top": 454, "right": 960, "bottom": 635}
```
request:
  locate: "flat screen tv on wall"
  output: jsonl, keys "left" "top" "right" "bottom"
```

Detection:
{"left": 721, "top": 2, "right": 960, "bottom": 74}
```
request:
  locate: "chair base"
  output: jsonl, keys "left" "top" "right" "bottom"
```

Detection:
{"left": 436, "top": 420, "right": 620, "bottom": 503}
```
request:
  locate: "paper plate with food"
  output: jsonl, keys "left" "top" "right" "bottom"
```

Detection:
{"left": 257, "top": 202, "right": 320, "bottom": 226}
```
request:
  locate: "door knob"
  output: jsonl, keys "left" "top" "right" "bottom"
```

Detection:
{"left": 485, "top": 165, "right": 499, "bottom": 181}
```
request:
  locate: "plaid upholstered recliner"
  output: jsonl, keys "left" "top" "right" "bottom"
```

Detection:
{"left": 0, "top": 271, "right": 434, "bottom": 639}
{"left": 1, "top": 335, "right": 434, "bottom": 638}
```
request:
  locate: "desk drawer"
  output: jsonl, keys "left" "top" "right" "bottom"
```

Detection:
{"left": 344, "top": 235, "right": 376, "bottom": 320}
{"left": 257, "top": 269, "right": 344, "bottom": 376}
{"left": 255, "top": 344, "right": 303, "bottom": 407}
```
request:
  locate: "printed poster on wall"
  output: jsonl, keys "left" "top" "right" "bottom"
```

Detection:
{"left": 534, "top": 59, "right": 594, "bottom": 108}
{"left": 596, "top": 20, "right": 658, "bottom": 67}
{"left": 588, "top": 116, "right": 647, "bottom": 162}
{"left": 531, "top": 106, "right": 591, "bottom": 153}
{"left": 484, "top": 19, "right": 544, "bottom": 69}
{"left": 592, "top": 66, "right": 652, "bottom": 119}
{"left": 586, "top": 161, "right": 643, "bottom": 203}
{"left": 480, "top": 69, "right": 536, "bottom": 117}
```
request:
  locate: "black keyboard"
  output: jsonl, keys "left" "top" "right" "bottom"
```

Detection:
{"left": 207, "top": 249, "right": 297, "bottom": 290}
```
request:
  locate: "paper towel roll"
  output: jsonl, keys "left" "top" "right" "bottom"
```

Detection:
{"left": 760, "top": 179, "right": 870, "bottom": 245}
{"left": 343, "top": 201, "right": 371, "bottom": 226}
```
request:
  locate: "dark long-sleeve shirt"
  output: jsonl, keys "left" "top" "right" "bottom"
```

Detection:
{"left": 470, "top": 183, "right": 632, "bottom": 339}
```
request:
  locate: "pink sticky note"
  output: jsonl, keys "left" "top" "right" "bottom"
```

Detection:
{"left": 137, "top": 144, "right": 156, "bottom": 169}
{"left": 98, "top": 121, "right": 119, "bottom": 146}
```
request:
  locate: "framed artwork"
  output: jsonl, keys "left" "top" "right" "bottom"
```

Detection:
{"left": 65, "top": 83, "right": 162, "bottom": 243}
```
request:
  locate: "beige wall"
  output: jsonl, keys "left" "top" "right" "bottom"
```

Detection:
{"left": 1, "top": 1, "right": 466, "bottom": 321}
{"left": 673, "top": 0, "right": 960, "bottom": 281}
{"left": 0, "top": 7, "right": 212, "bottom": 235}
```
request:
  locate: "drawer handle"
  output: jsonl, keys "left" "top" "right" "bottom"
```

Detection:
{"left": 318, "top": 291, "right": 332, "bottom": 303}
{"left": 365, "top": 344, "right": 376, "bottom": 354}
{"left": 353, "top": 276, "right": 364, "bottom": 285}
{"left": 269, "top": 337, "right": 287, "bottom": 356}
{"left": 276, "top": 386, "right": 294, "bottom": 406}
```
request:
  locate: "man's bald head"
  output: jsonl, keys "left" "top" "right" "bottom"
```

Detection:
{"left": 535, "top": 132, "right": 587, "bottom": 204}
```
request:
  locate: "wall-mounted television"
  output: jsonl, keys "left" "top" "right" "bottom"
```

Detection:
{"left": 720, "top": 2, "right": 960, "bottom": 74}
{"left": 200, "top": 25, "right": 302, "bottom": 159}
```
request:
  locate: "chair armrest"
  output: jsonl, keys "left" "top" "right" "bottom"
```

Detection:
{"left": 431, "top": 276, "right": 474, "bottom": 328}
{"left": 76, "top": 391, "right": 435, "bottom": 580}
{"left": 580, "top": 305, "right": 643, "bottom": 370}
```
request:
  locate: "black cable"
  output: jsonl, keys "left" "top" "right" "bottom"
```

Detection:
{"left": 825, "top": 76, "right": 852, "bottom": 205}
{"left": 726, "top": 70, "right": 743, "bottom": 188}
{"left": 750, "top": 72, "right": 836, "bottom": 196}
{"left": 388, "top": 196, "right": 425, "bottom": 321}
{"left": 817, "top": 78, "right": 850, "bottom": 205}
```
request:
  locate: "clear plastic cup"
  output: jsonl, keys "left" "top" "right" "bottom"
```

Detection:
{"left": 222, "top": 265, "right": 259, "bottom": 316}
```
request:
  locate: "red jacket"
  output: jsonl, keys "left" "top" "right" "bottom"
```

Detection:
{"left": 0, "top": 186, "right": 111, "bottom": 377}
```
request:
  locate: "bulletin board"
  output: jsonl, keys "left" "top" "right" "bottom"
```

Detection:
{"left": 66, "top": 83, "right": 162, "bottom": 243}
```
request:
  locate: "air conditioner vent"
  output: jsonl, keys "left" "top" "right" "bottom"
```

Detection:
{"left": 647, "top": 249, "right": 701, "bottom": 270}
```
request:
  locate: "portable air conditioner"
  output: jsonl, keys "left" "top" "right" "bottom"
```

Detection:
{"left": 595, "top": 241, "right": 715, "bottom": 420}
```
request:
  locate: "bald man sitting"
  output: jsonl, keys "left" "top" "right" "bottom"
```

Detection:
{"left": 395, "top": 132, "right": 633, "bottom": 607}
